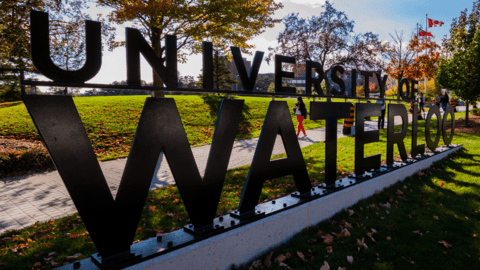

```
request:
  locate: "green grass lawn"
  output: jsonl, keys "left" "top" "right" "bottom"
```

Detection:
{"left": 0, "top": 110, "right": 470, "bottom": 270}
{"left": 0, "top": 95, "right": 331, "bottom": 161}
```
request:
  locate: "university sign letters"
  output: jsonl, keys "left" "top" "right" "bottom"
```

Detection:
{"left": 17, "top": 10, "right": 457, "bottom": 269}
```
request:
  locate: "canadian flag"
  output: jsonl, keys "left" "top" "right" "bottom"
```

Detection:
{"left": 419, "top": 30, "right": 433, "bottom": 37}
{"left": 428, "top": 18, "right": 444, "bottom": 27}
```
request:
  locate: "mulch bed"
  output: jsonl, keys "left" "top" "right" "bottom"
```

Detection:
{"left": 0, "top": 136, "right": 46, "bottom": 152}
{"left": 448, "top": 115, "right": 480, "bottom": 134}
{"left": 0, "top": 136, "right": 54, "bottom": 179}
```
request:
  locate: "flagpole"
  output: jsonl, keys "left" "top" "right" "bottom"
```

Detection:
{"left": 424, "top": 14, "right": 428, "bottom": 95}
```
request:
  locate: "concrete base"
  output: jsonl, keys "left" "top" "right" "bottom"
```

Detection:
{"left": 124, "top": 146, "right": 461, "bottom": 270}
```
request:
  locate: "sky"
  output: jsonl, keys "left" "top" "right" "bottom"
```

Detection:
{"left": 32, "top": 0, "right": 476, "bottom": 86}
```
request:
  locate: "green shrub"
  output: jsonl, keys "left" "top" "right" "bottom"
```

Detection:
{"left": 472, "top": 108, "right": 480, "bottom": 116}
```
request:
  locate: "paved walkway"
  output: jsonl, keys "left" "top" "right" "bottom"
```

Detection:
{"left": 0, "top": 105, "right": 468, "bottom": 234}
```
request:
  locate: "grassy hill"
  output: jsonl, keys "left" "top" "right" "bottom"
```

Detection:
{"left": 0, "top": 95, "right": 327, "bottom": 161}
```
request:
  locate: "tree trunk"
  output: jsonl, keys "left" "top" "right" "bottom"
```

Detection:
{"left": 151, "top": 27, "right": 165, "bottom": 98}
{"left": 465, "top": 101, "right": 469, "bottom": 127}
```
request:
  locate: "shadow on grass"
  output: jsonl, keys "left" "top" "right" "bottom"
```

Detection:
{"left": 200, "top": 94, "right": 254, "bottom": 139}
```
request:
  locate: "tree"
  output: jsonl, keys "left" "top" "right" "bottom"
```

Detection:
{"left": 197, "top": 50, "right": 238, "bottom": 91}
{"left": 97, "top": 0, "right": 283, "bottom": 97}
{"left": 0, "top": 0, "right": 114, "bottom": 100}
{"left": 268, "top": 1, "right": 384, "bottom": 72}
{"left": 254, "top": 73, "right": 274, "bottom": 92}
{"left": 436, "top": 1, "right": 480, "bottom": 126}
{"left": 417, "top": 78, "right": 441, "bottom": 101}
{"left": 267, "top": 82, "right": 275, "bottom": 93}
{"left": 382, "top": 30, "right": 440, "bottom": 96}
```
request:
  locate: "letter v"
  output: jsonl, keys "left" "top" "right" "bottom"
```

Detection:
{"left": 22, "top": 95, "right": 243, "bottom": 258}
{"left": 231, "top": 47, "right": 263, "bottom": 91}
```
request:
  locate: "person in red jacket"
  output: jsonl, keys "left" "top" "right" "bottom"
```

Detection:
{"left": 293, "top": 97, "right": 307, "bottom": 138}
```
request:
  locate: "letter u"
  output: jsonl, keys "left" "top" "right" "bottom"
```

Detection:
{"left": 30, "top": 10, "right": 102, "bottom": 83}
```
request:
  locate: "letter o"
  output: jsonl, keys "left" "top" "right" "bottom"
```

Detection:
{"left": 442, "top": 105, "right": 455, "bottom": 145}
{"left": 425, "top": 105, "right": 442, "bottom": 151}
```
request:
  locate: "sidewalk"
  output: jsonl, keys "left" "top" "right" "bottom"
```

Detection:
{"left": 0, "top": 105, "right": 467, "bottom": 234}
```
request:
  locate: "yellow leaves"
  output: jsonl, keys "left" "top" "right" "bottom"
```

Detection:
{"left": 172, "top": 199, "right": 179, "bottom": 204}
{"left": 439, "top": 181, "right": 445, "bottom": 187}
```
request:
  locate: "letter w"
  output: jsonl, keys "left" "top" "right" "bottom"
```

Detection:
{"left": 22, "top": 96, "right": 243, "bottom": 258}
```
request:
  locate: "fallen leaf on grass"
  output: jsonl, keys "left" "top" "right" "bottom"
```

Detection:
{"left": 264, "top": 251, "right": 273, "bottom": 268}
{"left": 347, "top": 256, "right": 354, "bottom": 264}
{"left": 366, "top": 232, "right": 376, "bottom": 242}
{"left": 438, "top": 240, "right": 452, "bottom": 248}
{"left": 337, "top": 267, "right": 346, "bottom": 270}
{"left": 320, "top": 261, "right": 330, "bottom": 270}
{"left": 308, "top": 238, "right": 317, "bottom": 245}
{"left": 321, "top": 234, "right": 334, "bottom": 244}
{"left": 252, "top": 259, "right": 263, "bottom": 268}
{"left": 413, "top": 230, "right": 423, "bottom": 236}
{"left": 474, "top": 234, "right": 477, "bottom": 238}
{"left": 297, "top": 251, "right": 308, "bottom": 262}
{"left": 274, "top": 254, "right": 287, "bottom": 263}
{"left": 326, "top": 246, "right": 333, "bottom": 254}
{"left": 278, "top": 262, "right": 292, "bottom": 269}
{"left": 439, "top": 182, "right": 445, "bottom": 187}
{"left": 380, "top": 202, "right": 391, "bottom": 209}
{"left": 371, "top": 228, "right": 377, "bottom": 234}
{"left": 342, "top": 228, "right": 351, "bottom": 237}
{"left": 386, "top": 236, "right": 391, "bottom": 241}
{"left": 66, "top": 253, "right": 82, "bottom": 260}
{"left": 396, "top": 189, "right": 404, "bottom": 196}
{"left": 33, "top": 262, "right": 41, "bottom": 267}
{"left": 466, "top": 216, "right": 469, "bottom": 220}
{"left": 418, "top": 170, "right": 425, "bottom": 176}
{"left": 347, "top": 209, "right": 355, "bottom": 216}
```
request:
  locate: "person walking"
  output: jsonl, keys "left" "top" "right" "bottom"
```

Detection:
{"left": 435, "top": 93, "right": 441, "bottom": 106}
{"left": 441, "top": 91, "right": 449, "bottom": 112}
{"left": 417, "top": 92, "right": 425, "bottom": 118}
{"left": 376, "top": 97, "right": 385, "bottom": 129}
{"left": 293, "top": 97, "right": 307, "bottom": 138}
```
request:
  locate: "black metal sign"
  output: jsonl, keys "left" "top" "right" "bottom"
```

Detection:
{"left": 15, "top": 10, "right": 458, "bottom": 269}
